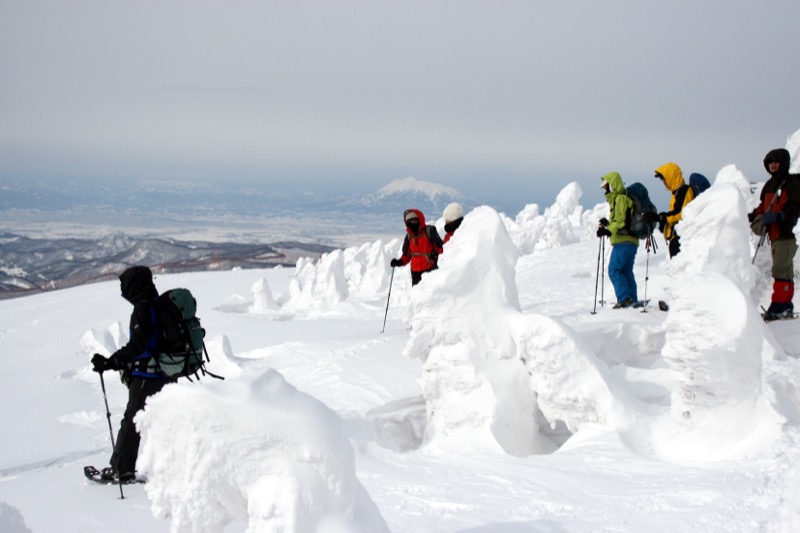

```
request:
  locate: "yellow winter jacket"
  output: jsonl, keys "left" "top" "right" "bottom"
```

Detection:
{"left": 656, "top": 162, "right": 695, "bottom": 240}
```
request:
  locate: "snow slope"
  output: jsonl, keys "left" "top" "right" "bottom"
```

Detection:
{"left": 2, "top": 137, "right": 800, "bottom": 532}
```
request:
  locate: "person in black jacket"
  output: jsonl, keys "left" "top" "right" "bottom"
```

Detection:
{"left": 748, "top": 148, "right": 800, "bottom": 320}
{"left": 90, "top": 265, "right": 175, "bottom": 482}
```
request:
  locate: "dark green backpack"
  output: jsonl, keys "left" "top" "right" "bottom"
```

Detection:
{"left": 148, "top": 288, "right": 218, "bottom": 379}
{"left": 623, "top": 182, "right": 658, "bottom": 239}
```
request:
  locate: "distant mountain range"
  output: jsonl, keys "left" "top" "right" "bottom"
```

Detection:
{"left": 0, "top": 176, "right": 475, "bottom": 219}
{"left": 0, "top": 232, "right": 334, "bottom": 300}
{"left": 0, "top": 176, "right": 473, "bottom": 298}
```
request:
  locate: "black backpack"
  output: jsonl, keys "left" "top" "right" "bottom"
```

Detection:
{"left": 623, "top": 182, "right": 658, "bottom": 239}
{"left": 148, "top": 288, "right": 221, "bottom": 380}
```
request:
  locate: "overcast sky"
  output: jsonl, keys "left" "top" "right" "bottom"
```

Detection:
{"left": 1, "top": 1, "right": 798, "bottom": 210}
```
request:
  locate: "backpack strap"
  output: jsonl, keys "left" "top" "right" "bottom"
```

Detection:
{"left": 664, "top": 184, "right": 690, "bottom": 217}
{"left": 131, "top": 301, "right": 166, "bottom": 379}
{"left": 613, "top": 192, "right": 633, "bottom": 232}
{"left": 409, "top": 226, "right": 440, "bottom": 266}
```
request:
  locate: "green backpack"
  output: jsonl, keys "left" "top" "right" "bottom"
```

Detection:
{"left": 147, "top": 288, "right": 219, "bottom": 380}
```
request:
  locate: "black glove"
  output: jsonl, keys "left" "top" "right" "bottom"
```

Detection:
{"left": 596, "top": 227, "right": 611, "bottom": 238}
{"left": 657, "top": 213, "right": 667, "bottom": 233}
{"left": 91, "top": 353, "right": 118, "bottom": 373}
{"left": 762, "top": 211, "right": 782, "bottom": 225}
{"left": 598, "top": 217, "right": 609, "bottom": 227}
{"left": 390, "top": 258, "right": 402, "bottom": 268}
{"left": 643, "top": 211, "right": 659, "bottom": 223}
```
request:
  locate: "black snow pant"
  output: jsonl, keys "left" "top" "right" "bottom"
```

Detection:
{"left": 410, "top": 266, "right": 437, "bottom": 286}
{"left": 109, "top": 376, "right": 173, "bottom": 475}
{"left": 668, "top": 234, "right": 681, "bottom": 258}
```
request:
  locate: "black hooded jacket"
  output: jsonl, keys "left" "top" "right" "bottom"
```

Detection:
{"left": 111, "top": 266, "right": 160, "bottom": 369}
{"left": 749, "top": 148, "right": 800, "bottom": 241}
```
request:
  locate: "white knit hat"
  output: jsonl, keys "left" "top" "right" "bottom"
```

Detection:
{"left": 443, "top": 202, "right": 464, "bottom": 223}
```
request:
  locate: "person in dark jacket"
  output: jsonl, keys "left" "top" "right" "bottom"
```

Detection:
{"left": 442, "top": 202, "right": 464, "bottom": 244}
{"left": 390, "top": 208, "right": 444, "bottom": 286}
{"left": 748, "top": 148, "right": 800, "bottom": 320}
{"left": 90, "top": 265, "right": 174, "bottom": 482}
{"left": 654, "top": 162, "right": 695, "bottom": 258}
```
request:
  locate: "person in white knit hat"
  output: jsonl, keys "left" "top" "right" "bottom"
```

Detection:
{"left": 442, "top": 202, "right": 464, "bottom": 244}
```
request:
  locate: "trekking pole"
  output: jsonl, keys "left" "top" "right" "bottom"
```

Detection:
{"left": 99, "top": 372, "right": 125, "bottom": 499}
{"left": 600, "top": 236, "right": 606, "bottom": 307}
{"left": 752, "top": 184, "right": 784, "bottom": 264}
{"left": 641, "top": 236, "right": 652, "bottom": 313}
{"left": 381, "top": 267, "right": 395, "bottom": 333}
{"left": 591, "top": 237, "right": 602, "bottom": 314}
{"left": 752, "top": 231, "right": 768, "bottom": 265}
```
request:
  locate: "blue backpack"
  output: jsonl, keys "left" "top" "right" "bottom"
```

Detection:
{"left": 689, "top": 173, "right": 711, "bottom": 197}
{"left": 623, "top": 182, "right": 658, "bottom": 239}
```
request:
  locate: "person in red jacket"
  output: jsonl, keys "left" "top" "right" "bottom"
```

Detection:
{"left": 390, "top": 208, "right": 444, "bottom": 286}
{"left": 748, "top": 148, "right": 800, "bottom": 320}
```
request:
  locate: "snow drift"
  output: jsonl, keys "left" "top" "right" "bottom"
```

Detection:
{"left": 136, "top": 369, "right": 389, "bottom": 533}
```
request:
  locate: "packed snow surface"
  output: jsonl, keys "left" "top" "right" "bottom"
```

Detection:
{"left": 2, "top": 129, "right": 800, "bottom": 532}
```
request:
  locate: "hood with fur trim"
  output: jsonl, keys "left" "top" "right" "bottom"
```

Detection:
{"left": 764, "top": 148, "right": 791, "bottom": 176}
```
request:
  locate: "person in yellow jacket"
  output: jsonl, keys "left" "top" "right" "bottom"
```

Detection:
{"left": 654, "top": 162, "right": 695, "bottom": 258}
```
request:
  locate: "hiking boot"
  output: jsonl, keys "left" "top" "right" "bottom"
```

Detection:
{"left": 613, "top": 298, "right": 634, "bottom": 309}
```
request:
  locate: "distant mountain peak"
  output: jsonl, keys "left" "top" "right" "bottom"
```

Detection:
{"left": 375, "top": 177, "right": 464, "bottom": 201}
{"left": 340, "top": 176, "right": 469, "bottom": 215}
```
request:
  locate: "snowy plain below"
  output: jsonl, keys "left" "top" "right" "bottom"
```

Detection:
{"left": 2, "top": 137, "right": 800, "bottom": 532}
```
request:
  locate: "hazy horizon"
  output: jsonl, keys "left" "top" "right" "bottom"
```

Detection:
{"left": 1, "top": 1, "right": 798, "bottom": 211}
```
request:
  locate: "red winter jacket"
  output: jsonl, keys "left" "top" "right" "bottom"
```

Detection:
{"left": 399, "top": 209, "right": 444, "bottom": 273}
{"left": 749, "top": 148, "right": 800, "bottom": 241}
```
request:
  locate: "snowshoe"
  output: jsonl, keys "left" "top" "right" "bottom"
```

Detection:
{"left": 762, "top": 310, "right": 798, "bottom": 322}
{"left": 761, "top": 305, "right": 798, "bottom": 322}
{"left": 632, "top": 299, "right": 650, "bottom": 309}
{"left": 612, "top": 298, "right": 635, "bottom": 309}
{"left": 84, "top": 466, "right": 143, "bottom": 485}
